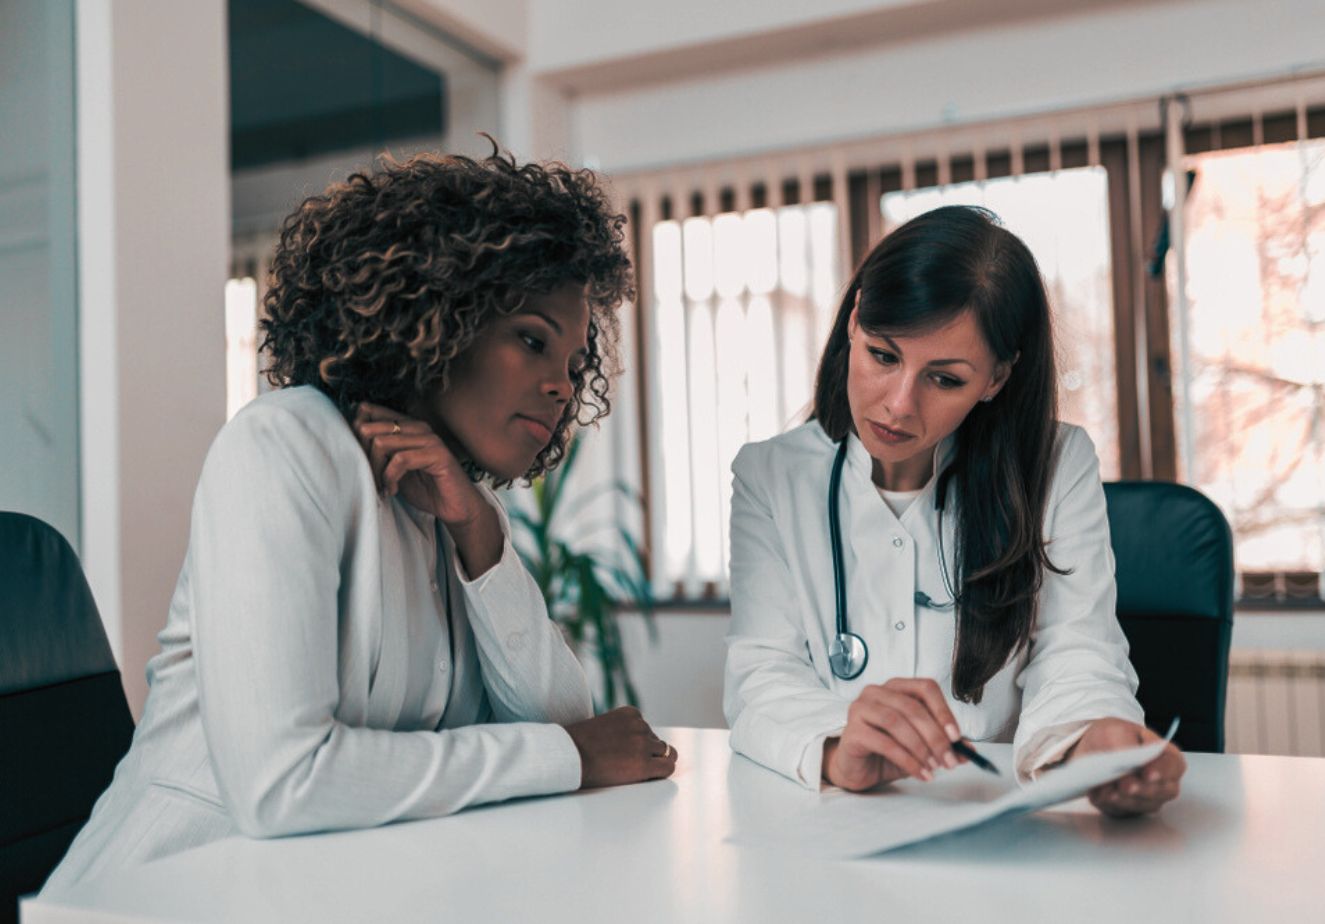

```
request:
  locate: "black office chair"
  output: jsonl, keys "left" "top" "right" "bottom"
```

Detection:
{"left": 1103, "top": 481, "right": 1234, "bottom": 753}
{"left": 0, "top": 513, "right": 135, "bottom": 923}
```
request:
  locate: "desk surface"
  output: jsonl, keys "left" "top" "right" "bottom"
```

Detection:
{"left": 23, "top": 728, "right": 1325, "bottom": 924}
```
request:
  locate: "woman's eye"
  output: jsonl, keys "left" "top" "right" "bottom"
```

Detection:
{"left": 519, "top": 332, "right": 545, "bottom": 353}
{"left": 868, "top": 348, "right": 898, "bottom": 366}
{"left": 933, "top": 375, "right": 964, "bottom": 390}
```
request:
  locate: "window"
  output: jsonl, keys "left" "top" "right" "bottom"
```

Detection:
{"left": 1173, "top": 137, "right": 1325, "bottom": 598}
{"left": 648, "top": 203, "right": 840, "bottom": 597}
{"left": 224, "top": 276, "right": 259, "bottom": 421}
{"left": 225, "top": 239, "right": 275, "bottom": 421}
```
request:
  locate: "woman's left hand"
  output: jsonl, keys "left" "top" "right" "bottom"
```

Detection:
{"left": 351, "top": 402, "right": 486, "bottom": 529}
{"left": 1071, "top": 718, "right": 1186, "bottom": 817}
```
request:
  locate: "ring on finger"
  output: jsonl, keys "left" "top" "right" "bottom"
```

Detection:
{"left": 659, "top": 742, "right": 671, "bottom": 759}
{"left": 391, "top": 421, "right": 401, "bottom": 435}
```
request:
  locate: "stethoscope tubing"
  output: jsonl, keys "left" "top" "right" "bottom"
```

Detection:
{"left": 828, "top": 439, "right": 851, "bottom": 640}
{"left": 827, "top": 436, "right": 957, "bottom": 680}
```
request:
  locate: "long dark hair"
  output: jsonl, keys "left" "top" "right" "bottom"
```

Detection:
{"left": 812, "top": 205, "right": 1065, "bottom": 703}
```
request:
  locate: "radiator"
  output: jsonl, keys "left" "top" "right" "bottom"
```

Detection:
{"left": 1225, "top": 650, "right": 1325, "bottom": 757}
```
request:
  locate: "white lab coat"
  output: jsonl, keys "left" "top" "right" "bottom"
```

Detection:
{"left": 43, "top": 386, "right": 593, "bottom": 896}
{"left": 724, "top": 420, "right": 1143, "bottom": 789}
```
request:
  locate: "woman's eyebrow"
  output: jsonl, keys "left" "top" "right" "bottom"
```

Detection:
{"left": 879, "top": 333, "right": 976, "bottom": 370}
{"left": 523, "top": 309, "right": 590, "bottom": 354}
{"left": 525, "top": 310, "right": 563, "bottom": 334}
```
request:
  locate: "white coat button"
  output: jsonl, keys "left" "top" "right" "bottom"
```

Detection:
{"left": 895, "top": 621, "right": 906, "bottom": 631}
{"left": 892, "top": 536, "right": 904, "bottom": 549}
{"left": 438, "top": 660, "right": 448, "bottom": 673}
{"left": 506, "top": 630, "right": 526, "bottom": 651}
{"left": 430, "top": 580, "right": 439, "bottom": 593}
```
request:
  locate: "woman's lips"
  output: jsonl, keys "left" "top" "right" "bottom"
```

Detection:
{"left": 515, "top": 415, "right": 554, "bottom": 444}
{"left": 868, "top": 420, "right": 916, "bottom": 445}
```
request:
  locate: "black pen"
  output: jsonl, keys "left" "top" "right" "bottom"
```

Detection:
{"left": 952, "top": 739, "right": 1000, "bottom": 776}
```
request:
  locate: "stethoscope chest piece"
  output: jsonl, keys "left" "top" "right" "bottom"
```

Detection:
{"left": 829, "top": 630, "right": 868, "bottom": 680}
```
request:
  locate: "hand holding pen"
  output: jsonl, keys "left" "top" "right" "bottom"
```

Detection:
{"left": 952, "top": 739, "right": 1000, "bottom": 776}
{"left": 822, "top": 678, "right": 997, "bottom": 791}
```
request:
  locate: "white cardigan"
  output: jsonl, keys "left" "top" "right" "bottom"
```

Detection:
{"left": 724, "top": 421, "right": 1143, "bottom": 788}
{"left": 44, "top": 386, "right": 593, "bottom": 895}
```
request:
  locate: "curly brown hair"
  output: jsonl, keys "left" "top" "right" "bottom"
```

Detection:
{"left": 260, "top": 142, "right": 634, "bottom": 483}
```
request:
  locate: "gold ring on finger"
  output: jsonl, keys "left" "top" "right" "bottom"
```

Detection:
{"left": 391, "top": 421, "right": 401, "bottom": 435}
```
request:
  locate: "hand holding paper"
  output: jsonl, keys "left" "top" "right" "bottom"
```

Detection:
{"left": 732, "top": 719, "right": 1181, "bottom": 859}
{"left": 1072, "top": 717, "right": 1187, "bottom": 817}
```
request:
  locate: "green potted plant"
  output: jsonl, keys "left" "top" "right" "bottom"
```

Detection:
{"left": 505, "top": 434, "right": 656, "bottom": 711}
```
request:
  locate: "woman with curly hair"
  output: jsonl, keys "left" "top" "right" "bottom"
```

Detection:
{"left": 42, "top": 147, "right": 674, "bottom": 895}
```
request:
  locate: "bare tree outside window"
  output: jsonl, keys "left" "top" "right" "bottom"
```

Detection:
{"left": 1174, "top": 140, "right": 1325, "bottom": 594}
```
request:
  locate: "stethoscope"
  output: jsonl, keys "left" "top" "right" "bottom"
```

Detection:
{"left": 827, "top": 438, "right": 958, "bottom": 680}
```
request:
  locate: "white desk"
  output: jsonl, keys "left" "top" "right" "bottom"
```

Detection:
{"left": 22, "top": 727, "right": 1325, "bottom": 923}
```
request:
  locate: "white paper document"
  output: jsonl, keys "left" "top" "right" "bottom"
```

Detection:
{"left": 732, "top": 720, "right": 1178, "bottom": 859}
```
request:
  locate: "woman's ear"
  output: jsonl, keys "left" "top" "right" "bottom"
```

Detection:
{"left": 984, "top": 358, "right": 1015, "bottom": 401}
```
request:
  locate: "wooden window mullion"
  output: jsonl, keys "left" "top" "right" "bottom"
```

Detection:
{"left": 1101, "top": 137, "right": 1144, "bottom": 481}
{"left": 1137, "top": 133, "right": 1179, "bottom": 481}
{"left": 628, "top": 197, "right": 655, "bottom": 584}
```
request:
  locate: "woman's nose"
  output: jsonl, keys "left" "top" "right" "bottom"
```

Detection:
{"left": 883, "top": 375, "right": 919, "bottom": 418}
{"left": 542, "top": 363, "right": 573, "bottom": 401}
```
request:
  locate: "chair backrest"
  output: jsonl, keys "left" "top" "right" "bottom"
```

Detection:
{"left": 0, "top": 512, "right": 134, "bottom": 921}
{"left": 1103, "top": 481, "right": 1234, "bottom": 753}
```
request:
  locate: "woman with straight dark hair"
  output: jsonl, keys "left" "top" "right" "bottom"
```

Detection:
{"left": 724, "top": 205, "right": 1185, "bottom": 814}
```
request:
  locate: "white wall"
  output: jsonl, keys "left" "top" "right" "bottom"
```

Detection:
{"left": 1232, "top": 612, "right": 1325, "bottom": 651}
{"left": 418, "top": 1, "right": 1325, "bottom": 196}
{"left": 401, "top": 0, "right": 527, "bottom": 62}
{"left": 78, "top": 0, "right": 230, "bottom": 715}
{"left": 566, "top": 0, "right": 1325, "bottom": 173}
{"left": 619, "top": 610, "right": 729, "bottom": 729}
{"left": 529, "top": 0, "right": 885, "bottom": 70}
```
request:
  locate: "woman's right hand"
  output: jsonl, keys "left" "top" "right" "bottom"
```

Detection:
{"left": 823, "top": 678, "right": 966, "bottom": 791}
{"left": 563, "top": 706, "right": 679, "bottom": 789}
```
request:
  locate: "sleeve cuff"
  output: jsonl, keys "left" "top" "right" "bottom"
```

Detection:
{"left": 1017, "top": 720, "right": 1093, "bottom": 782}
{"left": 518, "top": 722, "right": 584, "bottom": 794}
{"left": 454, "top": 535, "right": 520, "bottom": 589}
{"left": 452, "top": 482, "right": 520, "bottom": 587}
{"left": 796, "top": 728, "right": 845, "bottom": 789}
